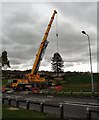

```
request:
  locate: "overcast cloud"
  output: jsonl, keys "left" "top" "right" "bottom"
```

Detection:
{"left": 1, "top": 2, "right": 97, "bottom": 72}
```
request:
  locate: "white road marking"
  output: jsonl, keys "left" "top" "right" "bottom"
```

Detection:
{"left": 47, "top": 95, "right": 53, "bottom": 98}
{"left": 25, "top": 98, "right": 32, "bottom": 101}
{"left": 34, "top": 98, "right": 39, "bottom": 99}
{"left": 25, "top": 97, "right": 39, "bottom": 101}
{"left": 65, "top": 103, "right": 98, "bottom": 108}
{"left": 5, "top": 95, "right": 13, "bottom": 98}
{"left": 25, "top": 97, "right": 52, "bottom": 102}
{"left": 5, "top": 95, "right": 12, "bottom": 97}
{"left": 64, "top": 101, "right": 98, "bottom": 106}
{"left": 15, "top": 96, "right": 22, "bottom": 98}
{"left": 31, "top": 99, "right": 36, "bottom": 101}
{"left": 38, "top": 99, "right": 45, "bottom": 102}
{"left": 59, "top": 102, "right": 99, "bottom": 108}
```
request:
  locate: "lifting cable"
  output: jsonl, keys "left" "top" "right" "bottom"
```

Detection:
{"left": 56, "top": 14, "right": 59, "bottom": 53}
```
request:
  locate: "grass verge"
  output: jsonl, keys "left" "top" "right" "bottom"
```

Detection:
{"left": 2, "top": 104, "right": 49, "bottom": 119}
{"left": 2, "top": 105, "right": 61, "bottom": 120}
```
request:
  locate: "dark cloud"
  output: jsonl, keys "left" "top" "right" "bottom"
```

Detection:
{"left": 2, "top": 2, "right": 97, "bottom": 72}
{"left": 50, "top": 2, "right": 97, "bottom": 27}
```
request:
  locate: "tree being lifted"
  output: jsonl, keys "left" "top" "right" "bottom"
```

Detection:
{"left": 51, "top": 14, "right": 64, "bottom": 77}
{"left": 51, "top": 52, "right": 64, "bottom": 76}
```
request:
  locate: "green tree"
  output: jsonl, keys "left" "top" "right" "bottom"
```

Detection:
{"left": 1, "top": 51, "right": 10, "bottom": 69}
{"left": 51, "top": 52, "right": 64, "bottom": 76}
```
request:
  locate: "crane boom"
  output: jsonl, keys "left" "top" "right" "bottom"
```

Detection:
{"left": 31, "top": 10, "right": 57, "bottom": 75}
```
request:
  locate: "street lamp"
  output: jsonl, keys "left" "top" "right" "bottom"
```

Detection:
{"left": 82, "top": 30, "right": 94, "bottom": 93}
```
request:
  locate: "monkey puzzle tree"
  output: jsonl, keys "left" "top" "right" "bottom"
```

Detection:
{"left": 51, "top": 52, "right": 64, "bottom": 76}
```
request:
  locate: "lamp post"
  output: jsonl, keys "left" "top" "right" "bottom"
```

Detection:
{"left": 82, "top": 31, "right": 94, "bottom": 93}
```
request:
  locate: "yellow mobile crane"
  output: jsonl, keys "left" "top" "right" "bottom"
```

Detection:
{"left": 26, "top": 10, "right": 57, "bottom": 83}
{"left": 10, "top": 10, "right": 57, "bottom": 90}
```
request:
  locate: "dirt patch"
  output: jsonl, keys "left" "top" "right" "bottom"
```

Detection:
{"left": 7, "top": 107, "right": 19, "bottom": 111}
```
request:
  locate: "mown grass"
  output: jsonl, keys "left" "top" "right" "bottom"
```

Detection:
{"left": 2, "top": 79, "right": 8, "bottom": 86}
{"left": 62, "top": 73, "right": 99, "bottom": 92}
{"left": 62, "top": 83, "right": 99, "bottom": 92}
{"left": 63, "top": 73, "right": 99, "bottom": 84}
{"left": 2, "top": 104, "right": 69, "bottom": 120}
{"left": 2, "top": 104, "right": 48, "bottom": 119}
{"left": 2, "top": 104, "right": 61, "bottom": 120}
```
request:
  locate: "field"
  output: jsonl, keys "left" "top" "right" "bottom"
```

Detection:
{"left": 2, "top": 72, "right": 99, "bottom": 92}
{"left": 62, "top": 83, "right": 98, "bottom": 92}
{"left": 62, "top": 73, "right": 99, "bottom": 92}
{"left": 2, "top": 79, "right": 8, "bottom": 86}
{"left": 63, "top": 73, "right": 98, "bottom": 84}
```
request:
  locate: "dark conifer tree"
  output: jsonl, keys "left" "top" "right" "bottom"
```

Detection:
{"left": 1, "top": 51, "right": 10, "bottom": 69}
{"left": 51, "top": 52, "right": 64, "bottom": 76}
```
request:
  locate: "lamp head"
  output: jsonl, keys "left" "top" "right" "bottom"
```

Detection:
{"left": 82, "top": 31, "right": 86, "bottom": 35}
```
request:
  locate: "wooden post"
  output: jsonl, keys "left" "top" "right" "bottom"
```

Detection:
{"left": 8, "top": 98, "right": 11, "bottom": 106}
{"left": 40, "top": 103, "right": 44, "bottom": 113}
{"left": 86, "top": 107, "right": 91, "bottom": 120}
{"left": 2, "top": 98, "right": 4, "bottom": 104}
{"left": 16, "top": 100, "right": 19, "bottom": 108}
{"left": 80, "top": 91, "right": 83, "bottom": 96}
{"left": 70, "top": 91, "right": 72, "bottom": 96}
{"left": 92, "top": 91, "right": 94, "bottom": 96}
{"left": 26, "top": 101, "right": 29, "bottom": 110}
{"left": 60, "top": 104, "right": 64, "bottom": 119}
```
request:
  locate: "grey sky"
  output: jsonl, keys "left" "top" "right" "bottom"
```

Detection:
{"left": 1, "top": 2, "right": 97, "bottom": 72}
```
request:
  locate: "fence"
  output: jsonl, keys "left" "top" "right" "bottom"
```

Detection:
{"left": 45, "top": 91, "right": 99, "bottom": 97}
{"left": 2, "top": 97, "right": 64, "bottom": 119}
{"left": 2, "top": 97, "right": 99, "bottom": 119}
{"left": 86, "top": 107, "right": 99, "bottom": 120}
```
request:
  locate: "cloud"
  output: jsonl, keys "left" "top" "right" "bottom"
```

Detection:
{"left": 2, "top": 2, "right": 97, "bottom": 72}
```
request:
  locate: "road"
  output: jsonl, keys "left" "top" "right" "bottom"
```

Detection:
{"left": 2, "top": 93, "right": 99, "bottom": 119}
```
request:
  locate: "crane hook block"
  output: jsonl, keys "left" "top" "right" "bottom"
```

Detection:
{"left": 54, "top": 10, "right": 57, "bottom": 14}
{"left": 56, "top": 33, "right": 58, "bottom": 37}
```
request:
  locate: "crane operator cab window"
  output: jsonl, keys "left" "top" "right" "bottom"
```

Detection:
{"left": 12, "top": 80, "right": 17, "bottom": 83}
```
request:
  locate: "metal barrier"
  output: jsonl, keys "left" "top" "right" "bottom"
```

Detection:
{"left": 43, "top": 91, "right": 99, "bottom": 97}
{"left": 2, "top": 97, "right": 64, "bottom": 119}
{"left": 3, "top": 97, "right": 99, "bottom": 119}
{"left": 86, "top": 107, "right": 99, "bottom": 120}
